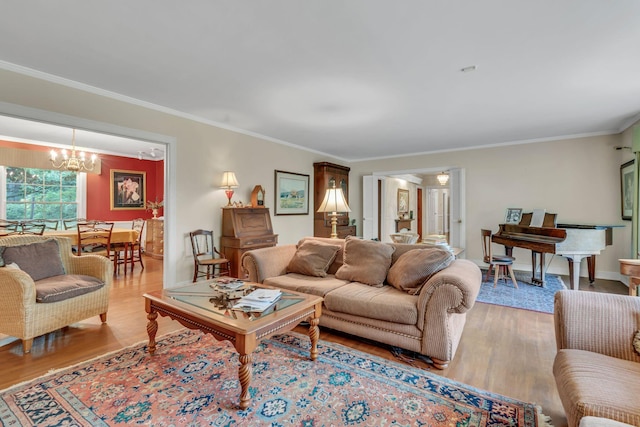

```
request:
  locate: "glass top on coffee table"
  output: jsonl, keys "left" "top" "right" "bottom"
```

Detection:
{"left": 165, "top": 280, "right": 303, "bottom": 321}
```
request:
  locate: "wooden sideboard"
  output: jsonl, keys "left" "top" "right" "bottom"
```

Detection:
{"left": 220, "top": 207, "right": 278, "bottom": 278}
{"left": 145, "top": 218, "right": 164, "bottom": 259}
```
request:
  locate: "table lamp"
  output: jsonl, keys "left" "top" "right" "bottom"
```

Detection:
{"left": 317, "top": 184, "right": 351, "bottom": 238}
{"left": 220, "top": 171, "right": 239, "bottom": 206}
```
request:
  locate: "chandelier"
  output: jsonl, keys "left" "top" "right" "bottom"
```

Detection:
{"left": 437, "top": 171, "right": 449, "bottom": 186}
{"left": 50, "top": 129, "right": 97, "bottom": 172}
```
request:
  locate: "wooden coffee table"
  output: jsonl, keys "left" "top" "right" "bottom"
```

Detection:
{"left": 143, "top": 280, "right": 323, "bottom": 410}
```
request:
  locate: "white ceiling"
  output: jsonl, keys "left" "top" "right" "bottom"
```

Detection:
{"left": 1, "top": 1, "right": 639, "bottom": 161}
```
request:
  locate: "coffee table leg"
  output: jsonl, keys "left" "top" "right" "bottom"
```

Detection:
{"left": 238, "top": 353, "right": 252, "bottom": 409}
{"left": 308, "top": 317, "right": 320, "bottom": 361}
{"left": 146, "top": 310, "right": 158, "bottom": 355}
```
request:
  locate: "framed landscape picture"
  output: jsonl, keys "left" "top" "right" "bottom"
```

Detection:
{"left": 110, "top": 169, "right": 146, "bottom": 210}
{"left": 274, "top": 170, "right": 309, "bottom": 215}
{"left": 621, "top": 160, "right": 634, "bottom": 220}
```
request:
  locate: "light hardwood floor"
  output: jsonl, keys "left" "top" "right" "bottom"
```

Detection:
{"left": 0, "top": 257, "right": 628, "bottom": 427}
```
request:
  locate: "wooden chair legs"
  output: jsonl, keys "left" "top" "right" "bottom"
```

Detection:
{"left": 493, "top": 264, "right": 518, "bottom": 288}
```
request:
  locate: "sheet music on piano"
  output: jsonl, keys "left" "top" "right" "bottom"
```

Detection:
{"left": 529, "top": 209, "right": 546, "bottom": 227}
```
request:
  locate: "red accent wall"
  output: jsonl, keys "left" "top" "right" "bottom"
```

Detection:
{"left": 87, "top": 154, "right": 164, "bottom": 221}
{"left": 1, "top": 140, "right": 164, "bottom": 221}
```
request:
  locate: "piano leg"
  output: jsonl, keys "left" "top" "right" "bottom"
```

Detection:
{"left": 587, "top": 255, "right": 596, "bottom": 283}
{"left": 563, "top": 255, "right": 586, "bottom": 290}
{"left": 531, "top": 251, "right": 546, "bottom": 286}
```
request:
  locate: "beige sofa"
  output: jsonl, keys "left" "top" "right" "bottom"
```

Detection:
{"left": 553, "top": 290, "right": 640, "bottom": 427}
{"left": 241, "top": 236, "right": 482, "bottom": 369}
{"left": 0, "top": 235, "right": 113, "bottom": 353}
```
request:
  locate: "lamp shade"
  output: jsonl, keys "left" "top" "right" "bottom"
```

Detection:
{"left": 220, "top": 171, "right": 239, "bottom": 188}
{"left": 317, "top": 187, "right": 351, "bottom": 213}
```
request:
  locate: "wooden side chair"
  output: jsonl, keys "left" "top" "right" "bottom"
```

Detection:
{"left": 64, "top": 218, "right": 87, "bottom": 230}
{"left": 113, "top": 218, "right": 145, "bottom": 274}
{"left": 19, "top": 222, "right": 46, "bottom": 235}
{"left": 481, "top": 229, "right": 518, "bottom": 288}
{"left": 76, "top": 221, "right": 114, "bottom": 261}
{"left": 0, "top": 220, "right": 21, "bottom": 236}
{"left": 189, "top": 229, "right": 231, "bottom": 282}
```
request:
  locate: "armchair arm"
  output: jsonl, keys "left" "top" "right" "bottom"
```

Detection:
{"left": 0, "top": 268, "right": 37, "bottom": 307}
{"left": 554, "top": 290, "right": 640, "bottom": 362}
{"left": 415, "top": 259, "right": 481, "bottom": 331}
{"left": 241, "top": 245, "right": 297, "bottom": 283}
{"left": 64, "top": 254, "right": 114, "bottom": 286}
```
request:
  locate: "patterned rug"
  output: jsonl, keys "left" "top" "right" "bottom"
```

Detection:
{"left": 477, "top": 269, "right": 567, "bottom": 314}
{"left": 0, "top": 329, "right": 551, "bottom": 426}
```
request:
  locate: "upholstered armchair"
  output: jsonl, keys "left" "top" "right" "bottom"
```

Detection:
{"left": 0, "top": 235, "right": 113, "bottom": 353}
{"left": 553, "top": 290, "right": 640, "bottom": 426}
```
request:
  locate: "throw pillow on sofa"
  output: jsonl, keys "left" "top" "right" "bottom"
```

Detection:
{"left": 287, "top": 240, "right": 342, "bottom": 277}
{"left": 335, "top": 236, "right": 395, "bottom": 286}
{"left": 0, "top": 239, "right": 65, "bottom": 281}
{"left": 387, "top": 248, "right": 455, "bottom": 295}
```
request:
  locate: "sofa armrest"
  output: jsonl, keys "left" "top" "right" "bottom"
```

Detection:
{"left": 0, "top": 268, "right": 37, "bottom": 307}
{"left": 554, "top": 290, "right": 640, "bottom": 362}
{"left": 416, "top": 259, "right": 482, "bottom": 316}
{"left": 241, "top": 245, "right": 297, "bottom": 283}
{"left": 64, "top": 254, "right": 113, "bottom": 286}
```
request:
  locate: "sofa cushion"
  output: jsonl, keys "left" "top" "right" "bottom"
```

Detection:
{"left": 35, "top": 274, "right": 105, "bottom": 303}
{"left": 264, "top": 273, "right": 350, "bottom": 297}
{"left": 387, "top": 248, "right": 455, "bottom": 295}
{"left": 286, "top": 240, "right": 341, "bottom": 277}
{"left": 297, "top": 237, "right": 346, "bottom": 275}
{"left": 0, "top": 239, "right": 65, "bottom": 281}
{"left": 324, "top": 282, "right": 418, "bottom": 325}
{"left": 554, "top": 349, "right": 640, "bottom": 426}
{"left": 335, "top": 236, "right": 395, "bottom": 286}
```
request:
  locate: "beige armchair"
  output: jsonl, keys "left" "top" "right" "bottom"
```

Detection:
{"left": 553, "top": 290, "right": 640, "bottom": 427}
{"left": 0, "top": 235, "right": 113, "bottom": 353}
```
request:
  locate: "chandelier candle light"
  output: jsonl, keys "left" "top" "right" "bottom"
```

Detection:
{"left": 50, "top": 129, "right": 97, "bottom": 172}
{"left": 437, "top": 171, "right": 449, "bottom": 186}
{"left": 317, "top": 184, "right": 351, "bottom": 238}
{"left": 220, "top": 171, "right": 239, "bottom": 206}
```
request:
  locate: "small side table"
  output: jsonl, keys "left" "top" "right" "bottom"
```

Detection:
{"left": 619, "top": 259, "right": 640, "bottom": 296}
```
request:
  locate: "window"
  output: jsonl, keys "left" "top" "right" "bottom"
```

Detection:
{"left": 1, "top": 167, "right": 86, "bottom": 221}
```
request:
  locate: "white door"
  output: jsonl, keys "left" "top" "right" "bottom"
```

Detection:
{"left": 362, "top": 175, "right": 378, "bottom": 240}
{"left": 449, "top": 168, "right": 465, "bottom": 250}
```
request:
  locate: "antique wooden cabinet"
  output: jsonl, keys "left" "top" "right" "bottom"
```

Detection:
{"left": 145, "top": 218, "right": 164, "bottom": 259}
{"left": 313, "top": 162, "right": 356, "bottom": 238}
{"left": 220, "top": 207, "right": 278, "bottom": 278}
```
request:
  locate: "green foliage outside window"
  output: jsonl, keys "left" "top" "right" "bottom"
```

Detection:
{"left": 5, "top": 167, "right": 78, "bottom": 221}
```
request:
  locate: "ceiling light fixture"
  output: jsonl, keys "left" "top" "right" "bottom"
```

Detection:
{"left": 437, "top": 171, "right": 449, "bottom": 186}
{"left": 49, "top": 129, "right": 97, "bottom": 172}
{"left": 460, "top": 65, "right": 477, "bottom": 73}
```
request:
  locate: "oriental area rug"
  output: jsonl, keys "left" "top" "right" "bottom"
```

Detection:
{"left": 477, "top": 270, "right": 567, "bottom": 314}
{"left": 0, "top": 329, "right": 551, "bottom": 426}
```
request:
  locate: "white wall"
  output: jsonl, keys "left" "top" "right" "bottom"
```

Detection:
{"left": 350, "top": 135, "right": 632, "bottom": 281}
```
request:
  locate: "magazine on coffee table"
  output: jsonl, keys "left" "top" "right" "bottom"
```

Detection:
{"left": 232, "top": 289, "right": 282, "bottom": 312}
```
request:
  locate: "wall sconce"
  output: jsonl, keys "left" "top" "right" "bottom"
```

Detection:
{"left": 317, "top": 184, "right": 351, "bottom": 238}
{"left": 220, "top": 171, "right": 239, "bottom": 206}
{"left": 437, "top": 171, "right": 449, "bottom": 186}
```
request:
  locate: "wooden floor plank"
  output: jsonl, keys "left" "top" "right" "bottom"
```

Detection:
{"left": 0, "top": 257, "right": 628, "bottom": 427}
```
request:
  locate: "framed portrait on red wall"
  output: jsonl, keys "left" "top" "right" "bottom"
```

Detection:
{"left": 110, "top": 169, "right": 146, "bottom": 210}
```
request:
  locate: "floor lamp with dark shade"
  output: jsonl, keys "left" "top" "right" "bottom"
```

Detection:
{"left": 317, "top": 185, "right": 351, "bottom": 238}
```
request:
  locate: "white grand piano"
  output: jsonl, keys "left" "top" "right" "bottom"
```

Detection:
{"left": 556, "top": 224, "right": 619, "bottom": 290}
{"left": 493, "top": 219, "right": 620, "bottom": 290}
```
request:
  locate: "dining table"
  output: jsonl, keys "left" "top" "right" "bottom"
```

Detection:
{"left": 44, "top": 228, "right": 140, "bottom": 274}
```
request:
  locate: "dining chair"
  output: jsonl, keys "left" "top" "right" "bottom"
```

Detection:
{"left": 19, "top": 222, "right": 46, "bottom": 235}
{"left": 113, "top": 218, "right": 145, "bottom": 274}
{"left": 64, "top": 218, "right": 87, "bottom": 230}
{"left": 0, "top": 219, "right": 20, "bottom": 236}
{"left": 481, "top": 229, "right": 518, "bottom": 288}
{"left": 189, "top": 229, "right": 231, "bottom": 282}
{"left": 76, "top": 221, "right": 114, "bottom": 261}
